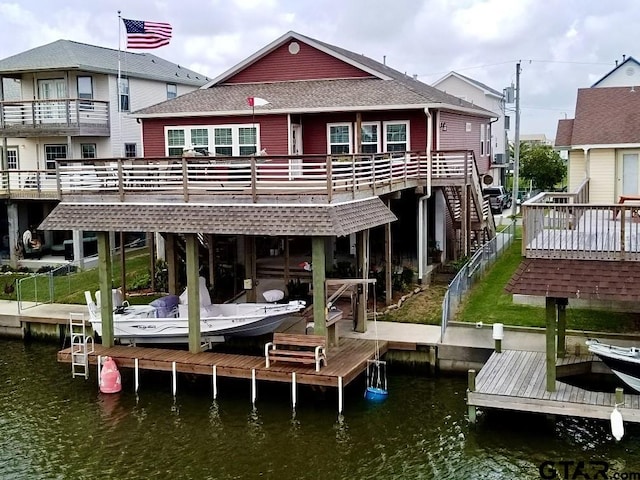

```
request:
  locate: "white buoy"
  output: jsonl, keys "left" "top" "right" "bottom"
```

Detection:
{"left": 492, "top": 323, "right": 504, "bottom": 340}
{"left": 611, "top": 406, "right": 624, "bottom": 441}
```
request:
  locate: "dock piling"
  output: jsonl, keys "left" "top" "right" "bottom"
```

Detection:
{"left": 212, "top": 365, "right": 217, "bottom": 400}
{"left": 338, "top": 376, "right": 343, "bottom": 413}
{"left": 172, "top": 361, "right": 177, "bottom": 396}
{"left": 467, "top": 369, "right": 477, "bottom": 424}
{"left": 134, "top": 358, "right": 139, "bottom": 392}
{"left": 292, "top": 372, "right": 297, "bottom": 408}
{"left": 251, "top": 368, "right": 257, "bottom": 405}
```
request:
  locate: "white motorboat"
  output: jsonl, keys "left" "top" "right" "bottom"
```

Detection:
{"left": 586, "top": 339, "right": 640, "bottom": 392}
{"left": 85, "top": 279, "right": 305, "bottom": 345}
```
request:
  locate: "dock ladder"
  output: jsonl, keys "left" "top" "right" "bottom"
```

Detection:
{"left": 70, "top": 312, "right": 94, "bottom": 379}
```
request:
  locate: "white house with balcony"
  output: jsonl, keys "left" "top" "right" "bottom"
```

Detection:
{"left": 0, "top": 39, "right": 207, "bottom": 266}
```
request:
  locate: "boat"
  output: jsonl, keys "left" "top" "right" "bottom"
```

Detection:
{"left": 586, "top": 339, "right": 640, "bottom": 392}
{"left": 85, "top": 278, "right": 305, "bottom": 345}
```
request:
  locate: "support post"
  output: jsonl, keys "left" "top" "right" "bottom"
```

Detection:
{"left": 545, "top": 296, "right": 556, "bottom": 392}
{"left": 292, "top": 372, "right": 297, "bottom": 409}
{"left": 467, "top": 369, "right": 476, "bottom": 424}
{"left": 355, "top": 230, "right": 369, "bottom": 333}
{"left": 134, "top": 358, "right": 139, "bottom": 393}
{"left": 172, "top": 361, "right": 177, "bottom": 396}
{"left": 212, "top": 365, "right": 217, "bottom": 400}
{"left": 616, "top": 387, "right": 624, "bottom": 406}
{"left": 385, "top": 198, "right": 393, "bottom": 306}
{"left": 338, "top": 376, "right": 343, "bottom": 414}
{"left": 120, "top": 231, "right": 126, "bottom": 298}
{"left": 556, "top": 298, "right": 568, "bottom": 359}
{"left": 251, "top": 368, "right": 257, "bottom": 405}
{"left": 311, "top": 236, "right": 327, "bottom": 336}
{"left": 185, "top": 233, "right": 201, "bottom": 354}
{"left": 148, "top": 232, "right": 156, "bottom": 292}
{"left": 244, "top": 235, "right": 257, "bottom": 303}
{"left": 97, "top": 232, "right": 114, "bottom": 347}
{"left": 207, "top": 234, "right": 215, "bottom": 290}
{"left": 165, "top": 233, "right": 178, "bottom": 295}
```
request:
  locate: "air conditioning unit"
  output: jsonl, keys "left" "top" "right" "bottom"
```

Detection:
{"left": 494, "top": 153, "right": 505, "bottom": 164}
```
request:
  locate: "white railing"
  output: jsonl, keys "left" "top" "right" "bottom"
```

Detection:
{"left": 522, "top": 181, "right": 640, "bottom": 260}
{"left": 0, "top": 99, "right": 109, "bottom": 129}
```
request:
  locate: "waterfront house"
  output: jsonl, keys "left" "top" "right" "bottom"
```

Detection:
{"left": 505, "top": 56, "right": 640, "bottom": 391}
{"left": 40, "top": 31, "right": 499, "bottom": 352}
{"left": 0, "top": 40, "right": 207, "bottom": 266}
{"left": 432, "top": 71, "right": 508, "bottom": 186}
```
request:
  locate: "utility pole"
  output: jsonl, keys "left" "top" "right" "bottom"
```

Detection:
{"left": 511, "top": 61, "right": 521, "bottom": 217}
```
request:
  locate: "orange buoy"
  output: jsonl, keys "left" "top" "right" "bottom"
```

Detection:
{"left": 100, "top": 356, "right": 122, "bottom": 394}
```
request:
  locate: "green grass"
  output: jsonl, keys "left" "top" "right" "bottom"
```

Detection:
{"left": 380, "top": 284, "right": 448, "bottom": 324}
{"left": 458, "top": 239, "right": 640, "bottom": 333}
{"left": 3, "top": 249, "right": 154, "bottom": 304}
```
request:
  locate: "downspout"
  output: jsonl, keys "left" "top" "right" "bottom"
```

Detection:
{"left": 418, "top": 108, "right": 433, "bottom": 282}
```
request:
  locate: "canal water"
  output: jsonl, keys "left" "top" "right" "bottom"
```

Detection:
{"left": 2, "top": 339, "right": 640, "bottom": 480}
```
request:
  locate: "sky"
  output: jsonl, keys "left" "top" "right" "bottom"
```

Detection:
{"left": 0, "top": 0, "right": 637, "bottom": 140}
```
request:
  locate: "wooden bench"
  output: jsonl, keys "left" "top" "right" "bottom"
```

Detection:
{"left": 613, "top": 195, "right": 640, "bottom": 220}
{"left": 265, "top": 333, "right": 327, "bottom": 372}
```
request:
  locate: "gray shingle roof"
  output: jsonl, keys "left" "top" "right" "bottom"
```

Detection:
{"left": 135, "top": 31, "right": 494, "bottom": 117}
{"left": 0, "top": 40, "right": 208, "bottom": 87}
{"left": 39, "top": 197, "right": 396, "bottom": 236}
{"left": 136, "top": 78, "right": 493, "bottom": 116}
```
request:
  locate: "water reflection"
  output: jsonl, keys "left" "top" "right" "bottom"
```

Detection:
{"left": 96, "top": 393, "right": 127, "bottom": 427}
{"left": 247, "top": 405, "right": 264, "bottom": 441}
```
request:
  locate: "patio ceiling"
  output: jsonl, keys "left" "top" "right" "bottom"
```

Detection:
{"left": 505, "top": 258, "right": 640, "bottom": 302}
{"left": 39, "top": 197, "right": 396, "bottom": 237}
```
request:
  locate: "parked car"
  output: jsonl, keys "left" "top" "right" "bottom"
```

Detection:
{"left": 483, "top": 186, "right": 512, "bottom": 213}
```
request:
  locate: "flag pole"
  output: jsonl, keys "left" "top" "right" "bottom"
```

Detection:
{"left": 117, "top": 10, "right": 123, "bottom": 157}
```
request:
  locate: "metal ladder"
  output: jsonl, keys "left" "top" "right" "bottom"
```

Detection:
{"left": 70, "top": 312, "right": 94, "bottom": 379}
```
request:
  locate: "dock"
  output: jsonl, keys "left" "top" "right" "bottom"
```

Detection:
{"left": 467, "top": 350, "right": 640, "bottom": 423}
{"left": 58, "top": 336, "right": 388, "bottom": 411}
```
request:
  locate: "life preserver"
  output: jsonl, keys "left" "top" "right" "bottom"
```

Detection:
{"left": 100, "top": 356, "right": 122, "bottom": 394}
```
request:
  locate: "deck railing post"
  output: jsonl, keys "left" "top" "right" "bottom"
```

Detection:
{"left": 351, "top": 156, "right": 356, "bottom": 199}
{"left": 117, "top": 159, "right": 124, "bottom": 202}
{"left": 55, "top": 162, "right": 62, "bottom": 198}
{"left": 467, "top": 369, "right": 476, "bottom": 424}
{"left": 182, "top": 158, "right": 189, "bottom": 202}
{"left": 251, "top": 156, "right": 257, "bottom": 203}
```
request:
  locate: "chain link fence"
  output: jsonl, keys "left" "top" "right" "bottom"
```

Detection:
{"left": 441, "top": 221, "right": 517, "bottom": 339}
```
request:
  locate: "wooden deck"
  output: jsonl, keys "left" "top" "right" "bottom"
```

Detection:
{"left": 467, "top": 350, "right": 640, "bottom": 423}
{"left": 58, "top": 337, "right": 387, "bottom": 389}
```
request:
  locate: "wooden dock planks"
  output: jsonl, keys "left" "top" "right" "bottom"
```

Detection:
{"left": 468, "top": 350, "right": 640, "bottom": 423}
{"left": 58, "top": 337, "right": 387, "bottom": 389}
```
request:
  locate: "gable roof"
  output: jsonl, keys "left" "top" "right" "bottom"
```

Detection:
{"left": 554, "top": 87, "right": 640, "bottom": 147}
{"left": 0, "top": 40, "right": 208, "bottom": 86}
{"left": 432, "top": 71, "right": 504, "bottom": 98}
{"left": 137, "top": 31, "right": 495, "bottom": 118}
{"left": 592, "top": 56, "right": 640, "bottom": 87}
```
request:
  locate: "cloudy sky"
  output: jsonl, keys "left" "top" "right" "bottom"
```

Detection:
{"left": 0, "top": 0, "right": 636, "bottom": 139}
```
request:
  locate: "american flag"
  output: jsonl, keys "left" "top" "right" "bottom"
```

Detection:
{"left": 122, "top": 18, "right": 172, "bottom": 49}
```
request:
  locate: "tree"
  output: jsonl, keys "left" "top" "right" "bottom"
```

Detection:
{"left": 518, "top": 143, "right": 566, "bottom": 191}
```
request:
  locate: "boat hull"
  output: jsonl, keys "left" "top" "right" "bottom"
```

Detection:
{"left": 586, "top": 340, "right": 640, "bottom": 393}
{"left": 90, "top": 301, "right": 305, "bottom": 345}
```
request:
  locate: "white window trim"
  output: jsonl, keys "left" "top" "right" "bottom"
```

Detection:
{"left": 327, "top": 122, "right": 353, "bottom": 154}
{"left": 6, "top": 146, "right": 18, "bottom": 169}
{"left": 361, "top": 121, "right": 381, "bottom": 153}
{"left": 382, "top": 120, "right": 410, "bottom": 152}
{"left": 164, "top": 124, "right": 261, "bottom": 157}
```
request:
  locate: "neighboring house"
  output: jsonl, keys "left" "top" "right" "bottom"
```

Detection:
{"left": 432, "top": 71, "right": 507, "bottom": 186}
{"left": 519, "top": 134, "right": 552, "bottom": 146}
{"left": 0, "top": 40, "right": 207, "bottom": 266}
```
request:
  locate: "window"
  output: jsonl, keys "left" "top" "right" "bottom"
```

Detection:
{"left": 383, "top": 121, "right": 409, "bottom": 152}
{"left": 165, "top": 125, "right": 260, "bottom": 157}
{"left": 6, "top": 147, "right": 18, "bottom": 169}
{"left": 125, "top": 143, "right": 137, "bottom": 158}
{"left": 44, "top": 144, "right": 67, "bottom": 170}
{"left": 238, "top": 127, "right": 257, "bottom": 155}
{"left": 167, "top": 83, "right": 177, "bottom": 100}
{"left": 81, "top": 144, "right": 96, "bottom": 159}
{"left": 77, "top": 76, "right": 93, "bottom": 99}
{"left": 466, "top": 122, "right": 472, "bottom": 133}
{"left": 119, "top": 77, "right": 129, "bottom": 111}
{"left": 361, "top": 122, "right": 380, "bottom": 153}
{"left": 213, "top": 127, "right": 233, "bottom": 156}
{"left": 486, "top": 125, "right": 491, "bottom": 158}
{"left": 167, "top": 129, "right": 186, "bottom": 156}
{"left": 327, "top": 123, "right": 352, "bottom": 154}
{"left": 190, "top": 128, "right": 209, "bottom": 155}
{"left": 480, "top": 124, "right": 485, "bottom": 156}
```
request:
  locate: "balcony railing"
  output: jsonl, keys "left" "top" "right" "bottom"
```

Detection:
{"left": 0, "top": 150, "right": 484, "bottom": 203}
{"left": 0, "top": 98, "right": 110, "bottom": 135}
{"left": 522, "top": 179, "right": 640, "bottom": 260}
